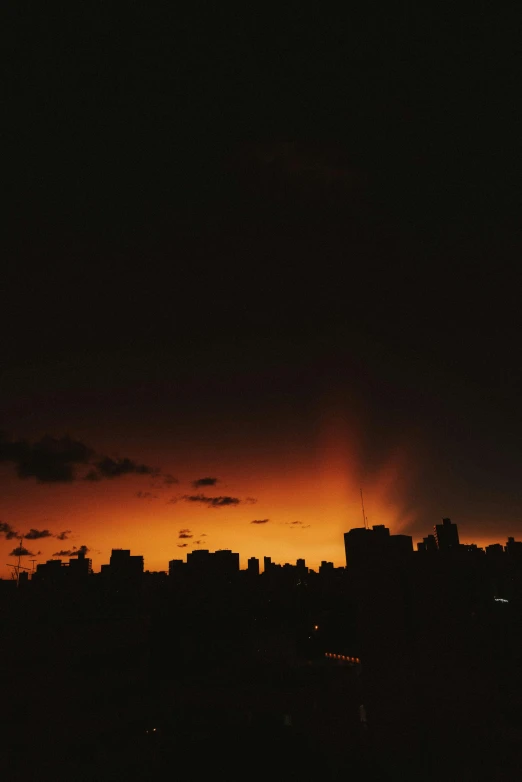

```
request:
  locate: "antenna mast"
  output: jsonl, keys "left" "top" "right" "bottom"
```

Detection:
{"left": 6, "top": 536, "right": 31, "bottom": 586}
{"left": 360, "top": 488, "right": 369, "bottom": 530}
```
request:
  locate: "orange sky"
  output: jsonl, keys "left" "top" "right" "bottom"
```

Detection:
{"left": 1, "top": 402, "right": 517, "bottom": 579}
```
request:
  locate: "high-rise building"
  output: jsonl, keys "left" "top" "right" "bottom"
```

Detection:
{"left": 263, "top": 556, "right": 272, "bottom": 573}
{"left": 247, "top": 557, "right": 260, "bottom": 576}
{"left": 434, "top": 518, "right": 460, "bottom": 552}
{"left": 417, "top": 534, "right": 438, "bottom": 553}
{"left": 485, "top": 543, "right": 504, "bottom": 557}
{"left": 106, "top": 549, "right": 144, "bottom": 590}
{"left": 186, "top": 549, "right": 239, "bottom": 579}
{"left": 505, "top": 537, "right": 522, "bottom": 559}
{"left": 319, "top": 560, "right": 334, "bottom": 573}
{"left": 296, "top": 558, "right": 307, "bottom": 573}
{"left": 214, "top": 549, "right": 240, "bottom": 575}
{"left": 169, "top": 559, "right": 186, "bottom": 577}
{"left": 33, "top": 559, "right": 67, "bottom": 585}
{"left": 344, "top": 525, "right": 413, "bottom": 567}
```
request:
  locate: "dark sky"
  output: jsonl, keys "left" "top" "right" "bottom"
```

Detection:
{"left": 2, "top": 6, "right": 521, "bottom": 571}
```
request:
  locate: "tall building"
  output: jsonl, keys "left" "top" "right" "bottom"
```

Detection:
{"left": 263, "top": 556, "right": 272, "bottom": 573}
{"left": 434, "top": 518, "right": 460, "bottom": 552}
{"left": 69, "top": 549, "right": 92, "bottom": 581}
{"left": 485, "top": 543, "right": 504, "bottom": 557}
{"left": 344, "top": 525, "right": 413, "bottom": 567}
{"left": 247, "top": 557, "right": 260, "bottom": 576}
{"left": 319, "top": 560, "right": 334, "bottom": 574}
{"left": 186, "top": 549, "right": 240, "bottom": 579}
{"left": 505, "top": 537, "right": 522, "bottom": 559}
{"left": 106, "top": 549, "right": 144, "bottom": 590}
{"left": 214, "top": 549, "right": 240, "bottom": 575}
{"left": 417, "top": 534, "right": 437, "bottom": 553}
{"left": 296, "top": 558, "right": 307, "bottom": 574}
{"left": 168, "top": 559, "right": 186, "bottom": 577}
{"left": 33, "top": 559, "right": 67, "bottom": 585}
{"left": 186, "top": 549, "right": 210, "bottom": 573}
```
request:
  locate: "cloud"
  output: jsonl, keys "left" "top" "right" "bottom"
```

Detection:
{"left": 245, "top": 497, "right": 258, "bottom": 504}
{"left": 25, "top": 528, "right": 52, "bottom": 540}
{"left": 136, "top": 491, "right": 158, "bottom": 500}
{"left": 251, "top": 519, "right": 270, "bottom": 525}
{"left": 52, "top": 544, "right": 90, "bottom": 557}
{"left": 179, "top": 528, "right": 193, "bottom": 539}
{"left": 9, "top": 545, "right": 35, "bottom": 557}
{"left": 0, "top": 521, "right": 19, "bottom": 540}
{"left": 287, "top": 521, "right": 311, "bottom": 529}
{"left": 182, "top": 494, "right": 241, "bottom": 508}
{"left": 0, "top": 432, "right": 93, "bottom": 482}
{"left": 55, "top": 530, "right": 71, "bottom": 540}
{"left": 0, "top": 431, "right": 160, "bottom": 485}
{"left": 177, "top": 543, "right": 189, "bottom": 548}
{"left": 163, "top": 474, "right": 179, "bottom": 486}
{"left": 192, "top": 477, "right": 218, "bottom": 488}
{"left": 200, "top": 533, "right": 208, "bottom": 537}
{"left": 86, "top": 457, "right": 158, "bottom": 481}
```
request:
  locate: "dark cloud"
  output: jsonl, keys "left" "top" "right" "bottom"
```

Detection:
{"left": 86, "top": 457, "right": 158, "bottom": 481}
{"left": 0, "top": 521, "right": 19, "bottom": 540}
{"left": 177, "top": 543, "right": 189, "bottom": 548}
{"left": 0, "top": 432, "right": 93, "bottom": 482}
{"left": 182, "top": 494, "right": 241, "bottom": 508}
{"left": 9, "top": 545, "right": 35, "bottom": 557}
{"left": 163, "top": 474, "right": 179, "bottom": 486}
{"left": 245, "top": 497, "right": 258, "bottom": 504}
{"left": 55, "top": 530, "right": 71, "bottom": 540}
{"left": 179, "top": 528, "right": 193, "bottom": 539}
{"left": 136, "top": 491, "right": 158, "bottom": 500}
{"left": 0, "top": 431, "right": 160, "bottom": 485}
{"left": 200, "top": 533, "right": 208, "bottom": 537}
{"left": 287, "top": 521, "right": 311, "bottom": 529}
{"left": 25, "top": 528, "right": 52, "bottom": 540}
{"left": 192, "top": 477, "right": 218, "bottom": 488}
{"left": 52, "top": 545, "right": 90, "bottom": 557}
{"left": 251, "top": 519, "right": 270, "bottom": 524}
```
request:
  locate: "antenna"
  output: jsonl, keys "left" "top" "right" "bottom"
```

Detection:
{"left": 360, "top": 488, "right": 369, "bottom": 530}
{"left": 7, "top": 536, "right": 30, "bottom": 586}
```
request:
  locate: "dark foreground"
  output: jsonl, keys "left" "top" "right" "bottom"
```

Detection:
{"left": 2, "top": 574, "right": 522, "bottom": 780}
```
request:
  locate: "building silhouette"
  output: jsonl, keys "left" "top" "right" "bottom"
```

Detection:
{"left": 434, "top": 518, "right": 460, "bottom": 551}
{"left": 100, "top": 549, "right": 144, "bottom": 592}
{"left": 185, "top": 548, "right": 240, "bottom": 580}
{"left": 33, "top": 550, "right": 92, "bottom": 586}
{"left": 344, "top": 524, "right": 413, "bottom": 568}
{"left": 417, "top": 534, "right": 437, "bottom": 553}
{"left": 247, "top": 557, "right": 260, "bottom": 576}
{"left": 505, "top": 536, "right": 522, "bottom": 559}
{"left": 168, "top": 558, "right": 186, "bottom": 577}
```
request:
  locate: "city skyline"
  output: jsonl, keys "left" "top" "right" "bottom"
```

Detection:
{"left": 3, "top": 494, "right": 520, "bottom": 579}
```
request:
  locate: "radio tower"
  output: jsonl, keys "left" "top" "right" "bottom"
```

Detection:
{"left": 360, "top": 488, "right": 369, "bottom": 530}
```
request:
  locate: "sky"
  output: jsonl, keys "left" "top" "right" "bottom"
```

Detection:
{"left": 2, "top": 7, "right": 521, "bottom": 576}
